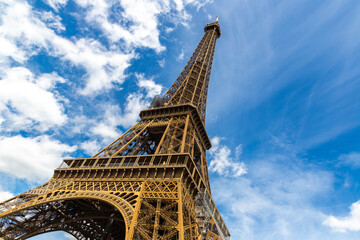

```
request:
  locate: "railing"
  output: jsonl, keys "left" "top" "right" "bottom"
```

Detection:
{"left": 58, "top": 154, "right": 189, "bottom": 170}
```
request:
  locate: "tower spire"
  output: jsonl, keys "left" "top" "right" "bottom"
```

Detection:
{"left": 160, "top": 19, "right": 221, "bottom": 123}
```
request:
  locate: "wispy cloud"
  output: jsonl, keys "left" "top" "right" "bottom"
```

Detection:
{"left": 157, "top": 58, "right": 166, "bottom": 68}
{"left": 36, "top": 10, "right": 65, "bottom": 32}
{"left": 44, "top": 0, "right": 68, "bottom": 12}
{"left": 206, "top": 133, "right": 360, "bottom": 240}
{"left": 208, "top": 1, "right": 360, "bottom": 150}
{"left": 338, "top": 152, "right": 360, "bottom": 168}
{"left": 176, "top": 49, "right": 185, "bottom": 62}
{"left": 211, "top": 151, "right": 335, "bottom": 240}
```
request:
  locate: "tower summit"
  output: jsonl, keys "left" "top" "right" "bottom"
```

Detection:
{"left": 0, "top": 19, "right": 230, "bottom": 240}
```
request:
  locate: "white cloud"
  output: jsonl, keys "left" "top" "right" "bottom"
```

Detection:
{"left": 91, "top": 122, "right": 121, "bottom": 141}
{"left": 136, "top": 73, "right": 163, "bottom": 98}
{"left": 70, "top": 115, "right": 91, "bottom": 134}
{"left": 0, "top": 0, "right": 52, "bottom": 60}
{"left": 36, "top": 71, "right": 66, "bottom": 89}
{"left": 66, "top": 38, "right": 133, "bottom": 95}
{"left": 0, "top": 190, "right": 14, "bottom": 202}
{"left": 0, "top": 36, "right": 27, "bottom": 63}
{"left": 118, "top": 93, "right": 148, "bottom": 128}
{"left": 0, "top": 67, "right": 67, "bottom": 131}
{"left": 324, "top": 201, "right": 360, "bottom": 232}
{"left": 89, "top": 104, "right": 123, "bottom": 141}
{"left": 80, "top": 140, "right": 99, "bottom": 156}
{"left": 0, "top": 135, "right": 76, "bottom": 183}
{"left": 208, "top": 137, "right": 247, "bottom": 177}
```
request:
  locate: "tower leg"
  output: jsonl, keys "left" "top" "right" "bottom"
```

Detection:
{"left": 127, "top": 180, "right": 201, "bottom": 240}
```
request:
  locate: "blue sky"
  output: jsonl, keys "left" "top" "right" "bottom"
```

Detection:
{"left": 1, "top": 0, "right": 360, "bottom": 239}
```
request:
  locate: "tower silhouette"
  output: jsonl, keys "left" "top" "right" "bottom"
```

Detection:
{"left": 0, "top": 19, "right": 230, "bottom": 240}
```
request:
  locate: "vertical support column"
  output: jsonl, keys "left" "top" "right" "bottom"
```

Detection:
{"left": 155, "top": 118, "right": 173, "bottom": 154}
{"left": 190, "top": 128, "right": 195, "bottom": 159}
{"left": 152, "top": 199, "right": 161, "bottom": 239}
{"left": 180, "top": 115, "right": 190, "bottom": 153}
{"left": 178, "top": 181, "right": 184, "bottom": 240}
{"left": 127, "top": 181, "right": 145, "bottom": 240}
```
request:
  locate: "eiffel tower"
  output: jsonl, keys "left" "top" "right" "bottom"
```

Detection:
{"left": 0, "top": 18, "right": 230, "bottom": 240}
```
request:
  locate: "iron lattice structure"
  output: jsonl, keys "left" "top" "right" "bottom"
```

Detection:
{"left": 0, "top": 20, "right": 230, "bottom": 240}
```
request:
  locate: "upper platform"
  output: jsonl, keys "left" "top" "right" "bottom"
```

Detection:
{"left": 204, "top": 20, "right": 221, "bottom": 38}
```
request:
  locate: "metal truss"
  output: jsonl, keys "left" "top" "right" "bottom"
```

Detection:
{"left": 0, "top": 180, "right": 220, "bottom": 240}
{"left": 0, "top": 20, "right": 230, "bottom": 239}
{"left": 161, "top": 21, "right": 221, "bottom": 123}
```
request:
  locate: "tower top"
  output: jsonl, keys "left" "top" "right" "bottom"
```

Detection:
{"left": 204, "top": 18, "right": 221, "bottom": 37}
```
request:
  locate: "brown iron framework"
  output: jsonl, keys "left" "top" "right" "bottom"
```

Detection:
{"left": 0, "top": 19, "right": 230, "bottom": 240}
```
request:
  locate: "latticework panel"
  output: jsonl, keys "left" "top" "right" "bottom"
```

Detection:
{"left": 93, "top": 115, "right": 199, "bottom": 159}
{"left": 0, "top": 180, "right": 226, "bottom": 240}
{"left": 94, "top": 119, "right": 156, "bottom": 157}
{"left": 128, "top": 180, "right": 202, "bottom": 240}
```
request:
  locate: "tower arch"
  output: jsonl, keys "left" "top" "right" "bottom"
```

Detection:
{"left": 0, "top": 192, "right": 132, "bottom": 240}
